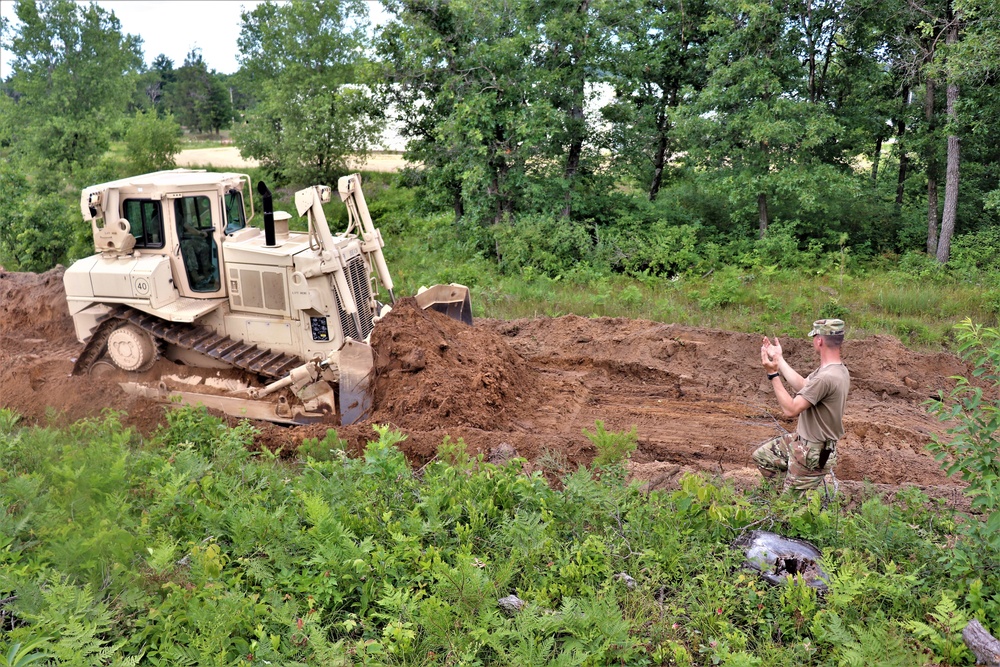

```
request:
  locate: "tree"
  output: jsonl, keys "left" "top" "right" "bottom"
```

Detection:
{"left": 234, "top": 0, "right": 382, "bottom": 186}
{"left": 936, "top": 5, "right": 961, "bottom": 264}
{"left": 168, "top": 49, "right": 232, "bottom": 134}
{"left": 599, "top": 0, "right": 710, "bottom": 200}
{"left": 133, "top": 53, "right": 176, "bottom": 112}
{"left": 0, "top": 0, "right": 142, "bottom": 173}
{"left": 124, "top": 109, "right": 181, "bottom": 173}
{"left": 378, "top": 0, "right": 610, "bottom": 226}
{"left": 951, "top": 0, "right": 1000, "bottom": 226}
{"left": 525, "top": 0, "right": 608, "bottom": 218}
{"left": 0, "top": 0, "right": 143, "bottom": 270}
{"left": 676, "top": 0, "right": 845, "bottom": 238}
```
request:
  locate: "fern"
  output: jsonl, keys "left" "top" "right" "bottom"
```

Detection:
{"left": 904, "top": 593, "right": 972, "bottom": 665}
{"left": 20, "top": 580, "right": 140, "bottom": 667}
{"left": 814, "top": 610, "right": 928, "bottom": 667}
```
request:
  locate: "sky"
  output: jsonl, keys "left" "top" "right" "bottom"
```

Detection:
{"left": 0, "top": 0, "right": 389, "bottom": 79}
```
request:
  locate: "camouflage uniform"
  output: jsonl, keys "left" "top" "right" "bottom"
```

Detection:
{"left": 752, "top": 432, "right": 837, "bottom": 492}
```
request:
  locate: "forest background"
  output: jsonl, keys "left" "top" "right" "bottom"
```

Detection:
{"left": 1, "top": 0, "right": 1000, "bottom": 346}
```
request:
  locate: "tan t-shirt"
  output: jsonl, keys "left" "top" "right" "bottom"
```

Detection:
{"left": 796, "top": 363, "right": 850, "bottom": 442}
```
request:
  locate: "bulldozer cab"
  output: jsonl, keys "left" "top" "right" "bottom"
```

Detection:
{"left": 92, "top": 171, "right": 251, "bottom": 299}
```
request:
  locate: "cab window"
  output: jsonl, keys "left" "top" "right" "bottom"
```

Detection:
{"left": 174, "top": 196, "right": 213, "bottom": 234}
{"left": 122, "top": 199, "right": 164, "bottom": 248}
{"left": 224, "top": 189, "right": 246, "bottom": 234}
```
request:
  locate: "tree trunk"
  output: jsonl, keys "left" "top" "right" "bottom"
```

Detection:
{"left": 489, "top": 127, "right": 513, "bottom": 225}
{"left": 562, "top": 104, "right": 584, "bottom": 218}
{"left": 649, "top": 109, "right": 670, "bottom": 201}
{"left": 649, "top": 87, "right": 677, "bottom": 201}
{"left": 560, "top": 0, "right": 590, "bottom": 219}
{"left": 758, "top": 193, "right": 769, "bottom": 238}
{"left": 925, "top": 77, "right": 939, "bottom": 255}
{"left": 962, "top": 619, "right": 1000, "bottom": 666}
{"left": 936, "top": 16, "right": 961, "bottom": 264}
{"left": 894, "top": 86, "right": 910, "bottom": 208}
{"left": 871, "top": 135, "right": 883, "bottom": 187}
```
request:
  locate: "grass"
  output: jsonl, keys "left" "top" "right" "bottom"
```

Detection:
{"left": 382, "top": 231, "right": 993, "bottom": 349}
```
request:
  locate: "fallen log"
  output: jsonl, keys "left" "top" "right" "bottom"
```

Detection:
{"left": 963, "top": 619, "right": 1000, "bottom": 666}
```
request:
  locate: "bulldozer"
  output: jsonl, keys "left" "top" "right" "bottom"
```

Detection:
{"left": 63, "top": 169, "right": 471, "bottom": 425}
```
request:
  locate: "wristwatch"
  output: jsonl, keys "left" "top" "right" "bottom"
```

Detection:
{"left": 767, "top": 372, "right": 780, "bottom": 380}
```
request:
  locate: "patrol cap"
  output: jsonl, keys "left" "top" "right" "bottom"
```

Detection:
{"left": 809, "top": 318, "right": 845, "bottom": 336}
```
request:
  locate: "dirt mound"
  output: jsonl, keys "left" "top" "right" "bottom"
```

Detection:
{"left": 0, "top": 268, "right": 170, "bottom": 430}
{"left": 368, "top": 298, "right": 539, "bottom": 430}
{"left": 0, "top": 267, "right": 75, "bottom": 339}
{"left": 0, "top": 269, "right": 982, "bottom": 507}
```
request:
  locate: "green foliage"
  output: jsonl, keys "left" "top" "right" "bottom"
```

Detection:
{"left": 903, "top": 593, "right": 972, "bottom": 665}
{"left": 17, "top": 581, "right": 140, "bottom": 667}
{"left": 928, "top": 321, "right": 1000, "bottom": 524}
{"left": 233, "top": 0, "right": 381, "bottom": 186}
{"left": 813, "top": 611, "right": 926, "bottom": 667}
{"left": 0, "top": 638, "right": 51, "bottom": 667}
{"left": 0, "top": 159, "right": 81, "bottom": 271}
{"left": 927, "top": 318, "right": 1000, "bottom": 595}
{"left": 165, "top": 49, "right": 232, "bottom": 134}
{"left": 584, "top": 420, "right": 638, "bottom": 468}
{"left": 123, "top": 109, "right": 181, "bottom": 174}
{"left": 0, "top": 406, "right": 989, "bottom": 665}
{"left": 2, "top": 0, "right": 143, "bottom": 173}
{"left": 493, "top": 213, "right": 593, "bottom": 276}
{"left": 298, "top": 428, "right": 348, "bottom": 462}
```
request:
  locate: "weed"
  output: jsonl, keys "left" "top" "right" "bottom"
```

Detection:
{"left": 299, "top": 429, "right": 347, "bottom": 462}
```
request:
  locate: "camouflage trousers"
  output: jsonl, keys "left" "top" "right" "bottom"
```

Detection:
{"left": 752, "top": 433, "right": 837, "bottom": 493}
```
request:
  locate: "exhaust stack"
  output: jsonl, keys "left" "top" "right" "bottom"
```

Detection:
{"left": 257, "top": 181, "right": 276, "bottom": 247}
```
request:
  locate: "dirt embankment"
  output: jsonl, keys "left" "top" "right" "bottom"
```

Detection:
{"left": 0, "top": 268, "right": 978, "bottom": 505}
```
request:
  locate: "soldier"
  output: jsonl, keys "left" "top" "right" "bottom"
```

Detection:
{"left": 180, "top": 220, "right": 214, "bottom": 288}
{"left": 754, "top": 319, "right": 850, "bottom": 493}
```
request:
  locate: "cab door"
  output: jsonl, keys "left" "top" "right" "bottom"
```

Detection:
{"left": 168, "top": 192, "right": 225, "bottom": 297}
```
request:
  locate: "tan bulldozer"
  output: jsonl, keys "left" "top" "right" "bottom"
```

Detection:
{"left": 63, "top": 169, "right": 471, "bottom": 425}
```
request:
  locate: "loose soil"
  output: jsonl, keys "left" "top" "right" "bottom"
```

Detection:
{"left": 0, "top": 268, "right": 978, "bottom": 507}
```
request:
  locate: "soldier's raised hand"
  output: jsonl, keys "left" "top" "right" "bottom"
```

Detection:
{"left": 763, "top": 336, "right": 783, "bottom": 362}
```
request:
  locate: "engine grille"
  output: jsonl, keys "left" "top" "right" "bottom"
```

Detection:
{"left": 334, "top": 254, "right": 375, "bottom": 342}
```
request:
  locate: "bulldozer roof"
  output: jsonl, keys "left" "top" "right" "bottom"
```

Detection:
{"left": 86, "top": 169, "right": 246, "bottom": 192}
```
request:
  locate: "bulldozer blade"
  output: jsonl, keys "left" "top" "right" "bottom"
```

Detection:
{"left": 119, "top": 382, "right": 330, "bottom": 426}
{"left": 414, "top": 283, "right": 473, "bottom": 325}
{"left": 338, "top": 339, "right": 374, "bottom": 425}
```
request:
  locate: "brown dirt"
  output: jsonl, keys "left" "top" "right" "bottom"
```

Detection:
{"left": 0, "top": 268, "right": 978, "bottom": 507}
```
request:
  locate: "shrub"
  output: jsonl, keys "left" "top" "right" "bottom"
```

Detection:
{"left": 927, "top": 319, "right": 1000, "bottom": 560}
{"left": 585, "top": 420, "right": 638, "bottom": 468}
{"left": 124, "top": 110, "right": 181, "bottom": 174}
{"left": 492, "top": 213, "right": 593, "bottom": 276}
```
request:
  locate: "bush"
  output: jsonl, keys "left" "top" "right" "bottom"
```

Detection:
{"left": 124, "top": 110, "right": 181, "bottom": 174}
{"left": 927, "top": 319, "right": 1000, "bottom": 570}
{"left": 0, "top": 163, "right": 79, "bottom": 271}
{"left": 492, "top": 212, "right": 593, "bottom": 276}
